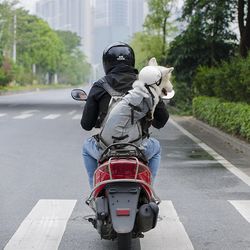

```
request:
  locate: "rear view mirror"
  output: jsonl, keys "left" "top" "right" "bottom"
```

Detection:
{"left": 71, "top": 89, "right": 87, "bottom": 101}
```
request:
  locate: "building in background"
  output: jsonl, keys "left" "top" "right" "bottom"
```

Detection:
{"left": 35, "top": 0, "right": 146, "bottom": 75}
{"left": 91, "top": 0, "right": 145, "bottom": 76}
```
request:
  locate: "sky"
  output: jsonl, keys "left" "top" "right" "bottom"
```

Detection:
{"left": 19, "top": 0, "right": 38, "bottom": 13}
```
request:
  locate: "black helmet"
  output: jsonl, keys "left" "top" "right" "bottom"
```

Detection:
{"left": 102, "top": 42, "right": 135, "bottom": 74}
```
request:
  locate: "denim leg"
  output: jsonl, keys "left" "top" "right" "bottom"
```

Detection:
{"left": 141, "top": 138, "right": 161, "bottom": 181}
{"left": 82, "top": 137, "right": 103, "bottom": 189}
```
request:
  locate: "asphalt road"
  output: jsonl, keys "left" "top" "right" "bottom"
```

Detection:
{"left": 0, "top": 89, "right": 250, "bottom": 250}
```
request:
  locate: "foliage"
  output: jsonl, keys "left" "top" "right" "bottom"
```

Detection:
{"left": 193, "top": 96, "right": 250, "bottom": 141}
{"left": 166, "top": 0, "right": 237, "bottom": 110}
{"left": 130, "top": 32, "right": 163, "bottom": 70}
{"left": 0, "top": 1, "right": 90, "bottom": 87}
{"left": 193, "top": 55, "right": 250, "bottom": 103}
{"left": 56, "top": 31, "right": 90, "bottom": 85}
{"left": 16, "top": 9, "right": 64, "bottom": 75}
{"left": 144, "top": 0, "right": 174, "bottom": 59}
{"left": 0, "top": 58, "right": 15, "bottom": 85}
{"left": 56, "top": 30, "right": 81, "bottom": 54}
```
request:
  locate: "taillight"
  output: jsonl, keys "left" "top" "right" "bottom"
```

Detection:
{"left": 116, "top": 208, "right": 130, "bottom": 216}
{"left": 110, "top": 162, "right": 136, "bottom": 179}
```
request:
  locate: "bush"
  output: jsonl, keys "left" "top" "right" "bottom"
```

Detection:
{"left": 193, "top": 56, "right": 250, "bottom": 103}
{"left": 193, "top": 96, "right": 250, "bottom": 141}
{"left": 0, "top": 58, "right": 15, "bottom": 86}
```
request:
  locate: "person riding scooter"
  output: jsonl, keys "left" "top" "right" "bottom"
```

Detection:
{"left": 81, "top": 42, "right": 169, "bottom": 188}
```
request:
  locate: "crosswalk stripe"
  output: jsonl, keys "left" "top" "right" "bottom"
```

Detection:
{"left": 0, "top": 113, "right": 7, "bottom": 117}
{"left": 229, "top": 200, "right": 250, "bottom": 223}
{"left": 13, "top": 114, "right": 33, "bottom": 119}
{"left": 140, "top": 200, "right": 194, "bottom": 250}
{"left": 4, "top": 199, "right": 77, "bottom": 250}
{"left": 72, "top": 114, "right": 82, "bottom": 120}
{"left": 43, "top": 114, "right": 61, "bottom": 120}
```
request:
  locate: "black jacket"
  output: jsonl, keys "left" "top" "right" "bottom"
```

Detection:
{"left": 81, "top": 64, "right": 169, "bottom": 131}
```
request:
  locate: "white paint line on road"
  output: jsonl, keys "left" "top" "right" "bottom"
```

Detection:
{"left": 68, "top": 110, "right": 77, "bottom": 115}
{"left": 229, "top": 200, "right": 250, "bottom": 223}
{"left": 22, "top": 110, "right": 40, "bottom": 114}
{"left": 0, "top": 113, "right": 7, "bottom": 117}
{"left": 4, "top": 199, "right": 77, "bottom": 250}
{"left": 72, "top": 114, "right": 82, "bottom": 120}
{"left": 43, "top": 114, "right": 61, "bottom": 120}
{"left": 140, "top": 200, "right": 194, "bottom": 250}
{"left": 13, "top": 114, "right": 33, "bottom": 119}
{"left": 170, "top": 118, "right": 250, "bottom": 187}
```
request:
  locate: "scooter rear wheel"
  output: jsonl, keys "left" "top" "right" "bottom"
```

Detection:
{"left": 117, "top": 232, "right": 132, "bottom": 250}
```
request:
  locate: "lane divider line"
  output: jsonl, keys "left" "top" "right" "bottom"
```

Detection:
{"left": 72, "top": 114, "right": 82, "bottom": 120}
{"left": 4, "top": 199, "right": 77, "bottom": 250}
{"left": 13, "top": 114, "right": 33, "bottom": 119}
{"left": 170, "top": 118, "right": 250, "bottom": 187}
{"left": 43, "top": 114, "right": 61, "bottom": 120}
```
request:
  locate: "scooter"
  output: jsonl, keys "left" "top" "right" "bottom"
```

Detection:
{"left": 71, "top": 88, "right": 174, "bottom": 250}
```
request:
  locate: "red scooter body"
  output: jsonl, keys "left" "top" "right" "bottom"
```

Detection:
{"left": 86, "top": 143, "right": 160, "bottom": 250}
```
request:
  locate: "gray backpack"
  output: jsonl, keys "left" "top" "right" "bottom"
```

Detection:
{"left": 98, "top": 79, "right": 154, "bottom": 149}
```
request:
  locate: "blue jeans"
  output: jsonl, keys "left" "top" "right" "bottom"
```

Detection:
{"left": 82, "top": 137, "right": 161, "bottom": 189}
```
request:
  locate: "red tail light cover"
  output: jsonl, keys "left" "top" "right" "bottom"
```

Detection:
{"left": 93, "top": 158, "right": 152, "bottom": 198}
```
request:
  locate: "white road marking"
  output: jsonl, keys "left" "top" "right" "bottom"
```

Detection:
{"left": 229, "top": 200, "right": 250, "bottom": 223}
{"left": 4, "top": 199, "right": 77, "bottom": 250}
{"left": 23, "top": 110, "right": 40, "bottom": 114}
{"left": 68, "top": 110, "right": 77, "bottom": 115}
{"left": 170, "top": 118, "right": 250, "bottom": 187}
{"left": 0, "top": 113, "right": 7, "bottom": 117}
{"left": 43, "top": 114, "right": 61, "bottom": 120}
{"left": 140, "top": 200, "right": 194, "bottom": 250}
{"left": 13, "top": 114, "right": 33, "bottom": 119}
{"left": 72, "top": 114, "right": 82, "bottom": 120}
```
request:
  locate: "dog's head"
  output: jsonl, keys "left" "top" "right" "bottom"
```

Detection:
{"left": 148, "top": 57, "right": 174, "bottom": 96}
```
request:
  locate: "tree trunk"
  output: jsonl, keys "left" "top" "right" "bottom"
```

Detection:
{"left": 238, "top": 0, "right": 250, "bottom": 57}
{"left": 162, "top": 17, "right": 167, "bottom": 56}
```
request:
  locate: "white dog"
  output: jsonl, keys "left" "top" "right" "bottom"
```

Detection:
{"left": 98, "top": 58, "right": 174, "bottom": 148}
{"left": 133, "top": 57, "right": 174, "bottom": 115}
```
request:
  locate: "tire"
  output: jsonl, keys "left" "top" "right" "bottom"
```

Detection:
{"left": 117, "top": 233, "right": 132, "bottom": 250}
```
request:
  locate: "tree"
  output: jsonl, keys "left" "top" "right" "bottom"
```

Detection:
{"left": 166, "top": 0, "right": 237, "bottom": 110}
{"left": 56, "top": 30, "right": 81, "bottom": 54}
{"left": 238, "top": 0, "right": 250, "bottom": 57}
{"left": 144, "top": 0, "right": 174, "bottom": 61}
{"left": 15, "top": 9, "right": 64, "bottom": 83}
{"left": 56, "top": 30, "right": 90, "bottom": 84}
{"left": 130, "top": 32, "right": 163, "bottom": 69}
{"left": 181, "top": 0, "right": 237, "bottom": 66}
{"left": 0, "top": 0, "right": 18, "bottom": 86}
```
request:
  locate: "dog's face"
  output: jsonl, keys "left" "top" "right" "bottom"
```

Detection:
{"left": 148, "top": 57, "right": 174, "bottom": 96}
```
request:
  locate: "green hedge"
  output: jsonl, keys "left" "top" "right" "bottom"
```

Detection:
{"left": 193, "top": 96, "right": 250, "bottom": 141}
{"left": 193, "top": 55, "right": 250, "bottom": 104}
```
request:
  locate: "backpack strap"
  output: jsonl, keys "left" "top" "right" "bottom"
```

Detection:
{"left": 145, "top": 85, "right": 155, "bottom": 107}
{"left": 99, "top": 77, "right": 123, "bottom": 97}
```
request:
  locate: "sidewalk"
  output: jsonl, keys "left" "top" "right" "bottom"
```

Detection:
{"left": 172, "top": 116, "right": 250, "bottom": 176}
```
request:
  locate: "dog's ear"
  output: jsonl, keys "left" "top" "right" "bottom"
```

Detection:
{"left": 160, "top": 68, "right": 169, "bottom": 77}
{"left": 167, "top": 67, "right": 174, "bottom": 74}
{"left": 148, "top": 57, "right": 158, "bottom": 66}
